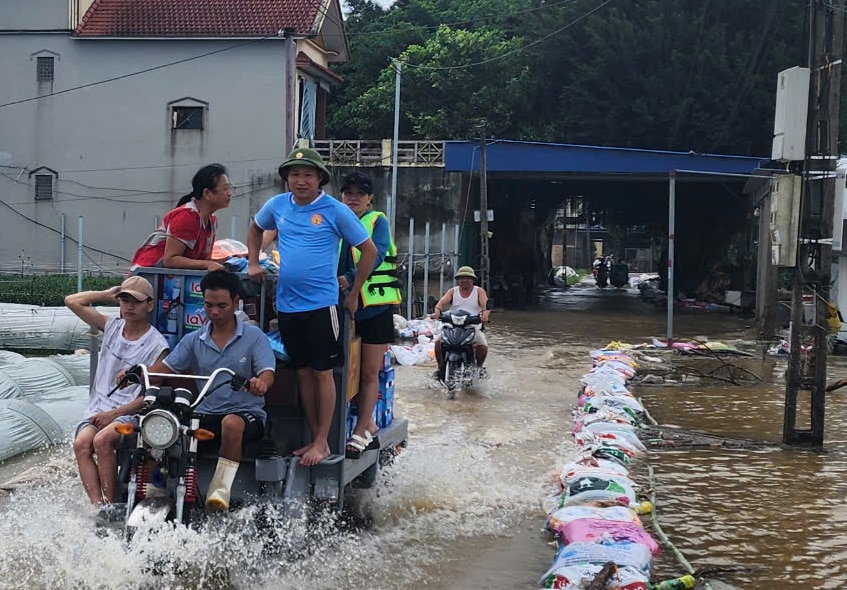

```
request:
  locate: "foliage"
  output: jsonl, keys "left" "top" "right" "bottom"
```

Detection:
{"left": 330, "top": 0, "right": 821, "bottom": 155}
{"left": 0, "top": 274, "right": 122, "bottom": 307}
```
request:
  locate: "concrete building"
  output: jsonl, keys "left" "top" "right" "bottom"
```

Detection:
{"left": 0, "top": 0, "right": 347, "bottom": 273}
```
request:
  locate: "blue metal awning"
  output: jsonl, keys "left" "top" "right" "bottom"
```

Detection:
{"left": 444, "top": 139, "right": 769, "bottom": 176}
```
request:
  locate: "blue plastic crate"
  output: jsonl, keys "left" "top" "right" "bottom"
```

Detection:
{"left": 381, "top": 382, "right": 395, "bottom": 402}
{"left": 384, "top": 395, "right": 393, "bottom": 427}
{"left": 378, "top": 367, "right": 395, "bottom": 398}
{"left": 375, "top": 398, "right": 386, "bottom": 429}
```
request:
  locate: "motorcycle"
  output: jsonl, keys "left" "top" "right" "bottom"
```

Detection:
{"left": 596, "top": 260, "right": 609, "bottom": 289}
{"left": 439, "top": 310, "right": 483, "bottom": 399}
{"left": 609, "top": 261, "right": 630, "bottom": 288}
{"left": 108, "top": 364, "right": 248, "bottom": 532}
{"left": 84, "top": 268, "right": 409, "bottom": 574}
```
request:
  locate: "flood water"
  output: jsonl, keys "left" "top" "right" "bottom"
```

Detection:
{"left": 1, "top": 282, "right": 846, "bottom": 589}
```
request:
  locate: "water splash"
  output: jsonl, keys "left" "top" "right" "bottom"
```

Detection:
{"left": 0, "top": 420, "right": 537, "bottom": 590}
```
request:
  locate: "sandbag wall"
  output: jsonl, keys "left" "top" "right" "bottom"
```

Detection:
{"left": 539, "top": 349, "right": 693, "bottom": 590}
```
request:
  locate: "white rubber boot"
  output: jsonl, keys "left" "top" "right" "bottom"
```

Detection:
{"left": 205, "top": 457, "right": 239, "bottom": 512}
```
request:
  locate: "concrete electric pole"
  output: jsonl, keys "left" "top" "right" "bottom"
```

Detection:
{"left": 783, "top": 0, "right": 844, "bottom": 446}
{"left": 479, "top": 137, "right": 490, "bottom": 293}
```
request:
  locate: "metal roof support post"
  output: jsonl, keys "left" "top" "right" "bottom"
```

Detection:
{"left": 423, "top": 222, "right": 430, "bottom": 315}
{"left": 77, "top": 215, "right": 84, "bottom": 293}
{"left": 667, "top": 172, "right": 676, "bottom": 342}
{"left": 389, "top": 60, "right": 402, "bottom": 234}
{"left": 406, "top": 217, "right": 414, "bottom": 319}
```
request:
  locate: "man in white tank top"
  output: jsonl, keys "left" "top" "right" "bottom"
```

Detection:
{"left": 431, "top": 266, "right": 491, "bottom": 376}
{"left": 66, "top": 276, "right": 169, "bottom": 506}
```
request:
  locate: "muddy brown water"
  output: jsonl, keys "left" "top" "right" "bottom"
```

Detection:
{"left": 0, "top": 282, "right": 845, "bottom": 589}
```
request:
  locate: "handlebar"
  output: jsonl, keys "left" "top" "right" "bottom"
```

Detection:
{"left": 121, "top": 364, "right": 243, "bottom": 409}
{"left": 439, "top": 311, "right": 483, "bottom": 326}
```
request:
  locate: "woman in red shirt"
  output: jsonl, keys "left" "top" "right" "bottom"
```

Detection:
{"left": 131, "top": 164, "right": 232, "bottom": 270}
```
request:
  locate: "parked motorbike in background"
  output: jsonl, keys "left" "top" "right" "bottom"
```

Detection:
{"left": 595, "top": 258, "right": 609, "bottom": 289}
{"left": 439, "top": 310, "right": 483, "bottom": 399}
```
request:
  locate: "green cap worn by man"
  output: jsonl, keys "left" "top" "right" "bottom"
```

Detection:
{"left": 278, "top": 147, "right": 331, "bottom": 186}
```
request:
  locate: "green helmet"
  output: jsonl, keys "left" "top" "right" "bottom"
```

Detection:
{"left": 278, "top": 147, "right": 331, "bottom": 186}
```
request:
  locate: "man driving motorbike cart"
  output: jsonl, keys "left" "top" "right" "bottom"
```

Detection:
{"left": 431, "top": 266, "right": 491, "bottom": 380}
{"left": 136, "top": 270, "right": 275, "bottom": 511}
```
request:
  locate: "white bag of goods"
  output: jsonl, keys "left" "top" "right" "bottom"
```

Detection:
{"left": 556, "top": 518, "right": 661, "bottom": 556}
{"left": 540, "top": 562, "right": 648, "bottom": 590}
{"left": 544, "top": 541, "right": 652, "bottom": 576}
{"left": 561, "top": 475, "right": 638, "bottom": 507}
{"left": 549, "top": 505, "right": 641, "bottom": 529}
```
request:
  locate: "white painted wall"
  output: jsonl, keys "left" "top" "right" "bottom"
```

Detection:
{"left": 0, "top": 31, "right": 295, "bottom": 272}
{"left": 0, "top": 0, "right": 67, "bottom": 30}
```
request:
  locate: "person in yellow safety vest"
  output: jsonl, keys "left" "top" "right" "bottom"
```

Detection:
{"left": 337, "top": 171, "right": 402, "bottom": 459}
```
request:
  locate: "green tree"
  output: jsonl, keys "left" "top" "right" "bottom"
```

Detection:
{"left": 330, "top": 0, "right": 820, "bottom": 156}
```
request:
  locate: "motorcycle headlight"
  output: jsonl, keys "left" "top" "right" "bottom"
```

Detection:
{"left": 140, "top": 409, "right": 180, "bottom": 449}
{"left": 451, "top": 315, "right": 466, "bottom": 326}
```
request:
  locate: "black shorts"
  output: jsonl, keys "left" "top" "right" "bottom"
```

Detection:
{"left": 277, "top": 306, "right": 343, "bottom": 371}
{"left": 356, "top": 307, "right": 396, "bottom": 345}
{"left": 196, "top": 412, "right": 264, "bottom": 443}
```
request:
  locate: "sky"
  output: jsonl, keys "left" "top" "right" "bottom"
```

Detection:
{"left": 341, "top": 0, "right": 396, "bottom": 11}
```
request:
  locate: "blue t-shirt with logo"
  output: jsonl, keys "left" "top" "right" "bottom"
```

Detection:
{"left": 255, "top": 192, "right": 369, "bottom": 313}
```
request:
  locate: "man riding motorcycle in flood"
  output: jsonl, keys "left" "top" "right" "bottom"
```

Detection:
{"left": 431, "top": 266, "right": 491, "bottom": 380}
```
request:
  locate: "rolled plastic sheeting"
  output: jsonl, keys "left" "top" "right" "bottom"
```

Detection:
{"left": 0, "top": 303, "right": 119, "bottom": 351}
{"left": 0, "top": 399, "right": 64, "bottom": 462}
{"left": 0, "top": 371, "right": 23, "bottom": 399}
{"left": 0, "top": 350, "right": 25, "bottom": 367}
{"left": 50, "top": 354, "right": 92, "bottom": 388}
{"left": 0, "top": 358, "right": 76, "bottom": 397}
{"left": 30, "top": 385, "right": 89, "bottom": 438}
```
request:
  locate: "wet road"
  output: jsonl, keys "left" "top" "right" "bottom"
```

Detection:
{"left": 1, "top": 281, "right": 846, "bottom": 589}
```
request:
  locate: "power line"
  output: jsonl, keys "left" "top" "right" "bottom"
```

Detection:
{"left": 54, "top": 157, "right": 283, "bottom": 174}
{"left": 0, "top": 36, "right": 288, "bottom": 110}
{"left": 0, "top": 197, "right": 131, "bottom": 261}
{"left": 667, "top": 0, "right": 711, "bottom": 150}
{"left": 0, "top": 169, "right": 276, "bottom": 205}
{"left": 0, "top": 0, "right": 346, "bottom": 111}
{"left": 403, "top": 0, "right": 614, "bottom": 71}
{"left": 340, "top": 0, "right": 581, "bottom": 38}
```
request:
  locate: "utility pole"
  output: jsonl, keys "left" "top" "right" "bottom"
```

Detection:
{"left": 783, "top": 0, "right": 843, "bottom": 446}
{"left": 479, "top": 137, "right": 490, "bottom": 293}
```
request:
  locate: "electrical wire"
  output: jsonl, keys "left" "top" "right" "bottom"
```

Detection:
{"left": 55, "top": 156, "right": 283, "bottom": 174}
{"left": 0, "top": 0, "right": 348, "bottom": 111}
{"left": 667, "top": 0, "right": 710, "bottom": 150}
{"left": 0, "top": 168, "right": 276, "bottom": 204}
{"left": 0, "top": 37, "right": 282, "bottom": 110}
{"left": 403, "top": 0, "right": 614, "bottom": 71}
{"left": 339, "top": 0, "right": 582, "bottom": 38}
{"left": 0, "top": 179, "right": 279, "bottom": 266}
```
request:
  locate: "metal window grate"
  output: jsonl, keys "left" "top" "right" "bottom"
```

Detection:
{"left": 34, "top": 175, "right": 53, "bottom": 200}
{"left": 172, "top": 106, "right": 204, "bottom": 130}
{"left": 37, "top": 57, "right": 54, "bottom": 82}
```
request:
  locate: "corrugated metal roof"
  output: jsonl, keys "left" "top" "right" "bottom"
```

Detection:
{"left": 445, "top": 140, "right": 770, "bottom": 176}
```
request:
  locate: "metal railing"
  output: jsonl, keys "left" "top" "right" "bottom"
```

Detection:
{"left": 307, "top": 139, "right": 445, "bottom": 167}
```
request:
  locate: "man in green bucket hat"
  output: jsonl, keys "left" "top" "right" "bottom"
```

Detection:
{"left": 247, "top": 146, "right": 377, "bottom": 466}
{"left": 431, "top": 266, "right": 492, "bottom": 380}
{"left": 277, "top": 147, "right": 331, "bottom": 186}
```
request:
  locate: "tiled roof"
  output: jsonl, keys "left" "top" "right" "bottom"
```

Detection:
{"left": 296, "top": 51, "right": 343, "bottom": 84}
{"left": 76, "top": 0, "right": 328, "bottom": 37}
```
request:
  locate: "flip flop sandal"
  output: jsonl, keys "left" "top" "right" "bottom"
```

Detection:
{"left": 345, "top": 431, "right": 380, "bottom": 459}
